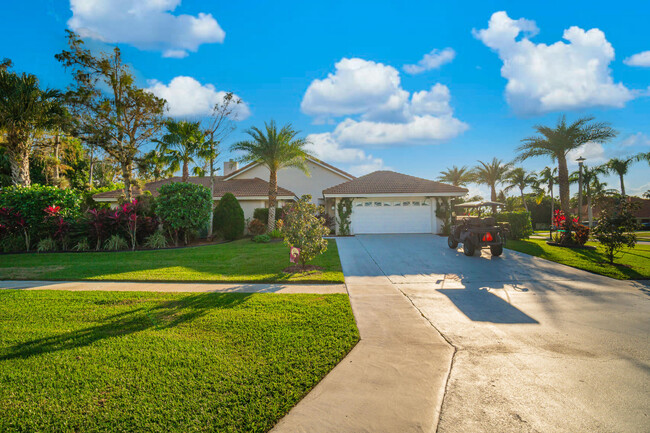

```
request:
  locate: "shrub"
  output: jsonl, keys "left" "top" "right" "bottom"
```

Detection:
{"left": 252, "top": 234, "right": 271, "bottom": 243}
{"left": 592, "top": 195, "right": 639, "bottom": 264}
{"left": 574, "top": 223, "right": 590, "bottom": 246}
{"left": 0, "top": 233, "right": 25, "bottom": 253}
{"left": 247, "top": 218, "right": 266, "bottom": 236}
{"left": 0, "top": 206, "right": 29, "bottom": 250}
{"left": 317, "top": 212, "right": 335, "bottom": 234}
{"left": 0, "top": 185, "right": 82, "bottom": 245}
{"left": 213, "top": 193, "right": 245, "bottom": 241}
{"left": 144, "top": 230, "right": 169, "bottom": 249}
{"left": 156, "top": 182, "right": 212, "bottom": 245}
{"left": 495, "top": 211, "right": 533, "bottom": 240}
{"left": 37, "top": 237, "right": 57, "bottom": 252}
{"left": 104, "top": 234, "right": 128, "bottom": 251}
{"left": 72, "top": 238, "right": 90, "bottom": 252}
{"left": 283, "top": 195, "right": 330, "bottom": 267}
{"left": 269, "top": 228, "right": 283, "bottom": 239}
{"left": 253, "top": 207, "right": 285, "bottom": 224}
{"left": 336, "top": 199, "right": 352, "bottom": 235}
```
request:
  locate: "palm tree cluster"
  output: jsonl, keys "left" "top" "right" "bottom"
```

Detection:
{"left": 438, "top": 115, "right": 646, "bottom": 234}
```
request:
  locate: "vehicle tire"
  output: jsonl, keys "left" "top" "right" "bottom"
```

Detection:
{"left": 448, "top": 235, "right": 458, "bottom": 249}
{"left": 490, "top": 244, "right": 503, "bottom": 256}
{"left": 463, "top": 238, "right": 475, "bottom": 256}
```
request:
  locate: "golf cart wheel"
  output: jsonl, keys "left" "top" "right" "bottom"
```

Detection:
{"left": 448, "top": 235, "right": 458, "bottom": 249}
{"left": 463, "top": 238, "right": 475, "bottom": 256}
{"left": 490, "top": 244, "right": 503, "bottom": 256}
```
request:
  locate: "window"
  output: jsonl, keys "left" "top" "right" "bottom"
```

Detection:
{"left": 413, "top": 201, "right": 421, "bottom": 206}
{"left": 383, "top": 202, "right": 391, "bottom": 206}
{"left": 355, "top": 201, "right": 363, "bottom": 207}
{"left": 374, "top": 202, "right": 382, "bottom": 207}
{"left": 394, "top": 201, "right": 401, "bottom": 206}
{"left": 403, "top": 201, "right": 411, "bottom": 206}
{"left": 364, "top": 201, "right": 372, "bottom": 207}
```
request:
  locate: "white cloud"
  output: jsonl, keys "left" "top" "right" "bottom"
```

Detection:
{"left": 567, "top": 142, "right": 606, "bottom": 165}
{"left": 620, "top": 132, "right": 650, "bottom": 148}
{"left": 305, "top": 133, "right": 385, "bottom": 176}
{"left": 68, "top": 0, "right": 225, "bottom": 57}
{"left": 403, "top": 47, "right": 455, "bottom": 74}
{"left": 624, "top": 51, "right": 650, "bottom": 67}
{"left": 474, "top": 11, "right": 633, "bottom": 115}
{"left": 146, "top": 76, "right": 250, "bottom": 119}
{"left": 301, "top": 58, "right": 468, "bottom": 146}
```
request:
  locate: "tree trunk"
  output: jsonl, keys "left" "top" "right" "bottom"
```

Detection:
{"left": 557, "top": 156, "right": 572, "bottom": 243}
{"left": 267, "top": 169, "right": 278, "bottom": 233}
{"left": 587, "top": 195, "right": 593, "bottom": 228}
{"left": 54, "top": 133, "right": 61, "bottom": 186}
{"left": 88, "top": 144, "right": 95, "bottom": 188}
{"left": 490, "top": 185, "right": 497, "bottom": 214}
{"left": 207, "top": 153, "right": 215, "bottom": 238}
{"left": 8, "top": 144, "right": 31, "bottom": 187}
{"left": 121, "top": 160, "right": 133, "bottom": 201}
{"left": 182, "top": 160, "right": 189, "bottom": 182}
{"left": 549, "top": 180, "right": 554, "bottom": 240}
{"left": 520, "top": 188, "right": 528, "bottom": 211}
{"left": 619, "top": 174, "right": 626, "bottom": 196}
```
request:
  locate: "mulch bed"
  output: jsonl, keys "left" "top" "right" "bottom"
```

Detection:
{"left": 546, "top": 241, "right": 597, "bottom": 250}
{"left": 283, "top": 264, "right": 325, "bottom": 274}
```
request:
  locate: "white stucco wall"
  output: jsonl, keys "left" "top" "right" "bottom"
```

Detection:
{"left": 230, "top": 160, "right": 351, "bottom": 204}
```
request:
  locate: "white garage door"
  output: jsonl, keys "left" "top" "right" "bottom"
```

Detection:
{"left": 351, "top": 199, "right": 433, "bottom": 234}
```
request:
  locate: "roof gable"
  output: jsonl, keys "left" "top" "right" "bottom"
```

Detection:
{"left": 224, "top": 157, "right": 355, "bottom": 181}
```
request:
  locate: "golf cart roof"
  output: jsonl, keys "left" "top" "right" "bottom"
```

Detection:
{"left": 454, "top": 201, "right": 505, "bottom": 208}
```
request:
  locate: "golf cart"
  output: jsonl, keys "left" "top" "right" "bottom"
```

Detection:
{"left": 447, "top": 201, "right": 507, "bottom": 257}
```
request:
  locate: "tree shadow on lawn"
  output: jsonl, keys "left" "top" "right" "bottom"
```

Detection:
{"left": 0, "top": 292, "right": 252, "bottom": 362}
{"left": 570, "top": 247, "right": 647, "bottom": 279}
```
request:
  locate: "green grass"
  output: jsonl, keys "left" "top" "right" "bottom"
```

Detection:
{"left": 0, "top": 239, "right": 344, "bottom": 283}
{"left": 0, "top": 290, "right": 359, "bottom": 432}
{"left": 506, "top": 238, "right": 650, "bottom": 280}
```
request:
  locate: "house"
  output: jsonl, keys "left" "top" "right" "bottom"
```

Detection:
{"left": 93, "top": 158, "right": 467, "bottom": 234}
{"left": 572, "top": 196, "right": 650, "bottom": 226}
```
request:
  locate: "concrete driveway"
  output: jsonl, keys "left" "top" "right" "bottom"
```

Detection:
{"left": 352, "top": 234, "right": 650, "bottom": 433}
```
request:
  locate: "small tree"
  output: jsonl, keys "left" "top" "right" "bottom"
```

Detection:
{"left": 283, "top": 195, "right": 330, "bottom": 267}
{"left": 213, "top": 192, "right": 245, "bottom": 240}
{"left": 592, "top": 195, "right": 639, "bottom": 264}
{"left": 156, "top": 182, "right": 211, "bottom": 245}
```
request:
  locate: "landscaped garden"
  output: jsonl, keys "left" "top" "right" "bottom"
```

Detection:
{"left": 0, "top": 239, "right": 344, "bottom": 283}
{"left": 0, "top": 290, "right": 359, "bottom": 432}
{"left": 506, "top": 238, "right": 650, "bottom": 280}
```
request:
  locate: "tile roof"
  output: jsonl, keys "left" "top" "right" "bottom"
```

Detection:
{"left": 322, "top": 170, "right": 468, "bottom": 196}
{"left": 571, "top": 196, "right": 650, "bottom": 219}
{"left": 93, "top": 176, "right": 295, "bottom": 200}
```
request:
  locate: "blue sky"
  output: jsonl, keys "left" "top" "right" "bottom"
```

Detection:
{"left": 2, "top": 0, "right": 649, "bottom": 197}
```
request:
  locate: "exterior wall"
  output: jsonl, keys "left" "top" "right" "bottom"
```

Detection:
{"left": 238, "top": 200, "right": 266, "bottom": 222}
{"left": 230, "top": 160, "right": 351, "bottom": 204}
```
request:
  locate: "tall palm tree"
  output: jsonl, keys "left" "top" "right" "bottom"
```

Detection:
{"left": 155, "top": 119, "right": 204, "bottom": 182}
{"left": 472, "top": 158, "right": 512, "bottom": 213}
{"left": 437, "top": 165, "right": 474, "bottom": 187}
{"left": 598, "top": 156, "right": 637, "bottom": 196}
{"left": 517, "top": 115, "right": 617, "bottom": 233}
{"left": 231, "top": 121, "right": 311, "bottom": 232}
{"left": 0, "top": 69, "right": 65, "bottom": 186}
{"left": 136, "top": 149, "right": 174, "bottom": 182}
{"left": 635, "top": 151, "right": 649, "bottom": 166}
{"left": 504, "top": 167, "right": 537, "bottom": 211}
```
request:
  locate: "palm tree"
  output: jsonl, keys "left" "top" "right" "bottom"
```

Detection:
{"left": 438, "top": 165, "right": 474, "bottom": 187}
{"left": 155, "top": 119, "right": 204, "bottom": 182}
{"left": 0, "top": 69, "right": 65, "bottom": 186}
{"left": 517, "top": 115, "right": 616, "bottom": 235}
{"left": 635, "top": 151, "right": 649, "bottom": 166}
{"left": 598, "top": 156, "right": 637, "bottom": 196}
{"left": 472, "top": 158, "right": 512, "bottom": 213}
{"left": 504, "top": 167, "right": 537, "bottom": 211}
{"left": 231, "top": 121, "right": 311, "bottom": 232}
{"left": 136, "top": 149, "right": 174, "bottom": 182}
{"left": 570, "top": 165, "right": 605, "bottom": 228}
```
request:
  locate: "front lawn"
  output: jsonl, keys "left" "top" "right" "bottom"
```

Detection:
{"left": 0, "top": 290, "right": 359, "bottom": 432}
{"left": 0, "top": 239, "right": 344, "bottom": 283}
{"left": 506, "top": 238, "right": 650, "bottom": 280}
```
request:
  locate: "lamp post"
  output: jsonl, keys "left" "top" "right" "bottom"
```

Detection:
{"left": 577, "top": 156, "right": 585, "bottom": 224}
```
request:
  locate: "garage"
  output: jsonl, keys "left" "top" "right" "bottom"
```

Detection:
{"left": 322, "top": 170, "right": 468, "bottom": 235}
{"left": 351, "top": 199, "right": 433, "bottom": 234}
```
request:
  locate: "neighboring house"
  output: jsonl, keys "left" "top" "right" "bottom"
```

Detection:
{"left": 93, "top": 158, "right": 467, "bottom": 234}
{"left": 572, "top": 196, "right": 650, "bottom": 226}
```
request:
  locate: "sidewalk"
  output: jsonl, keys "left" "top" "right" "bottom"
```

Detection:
{"left": 271, "top": 237, "right": 454, "bottom": 433}
{"left": 0, "top": 280, "right": 347, "bottom": 294}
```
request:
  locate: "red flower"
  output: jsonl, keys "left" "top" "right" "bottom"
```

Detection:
{"left": 45, "top": 205, "right": 60, "bottom": 215}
